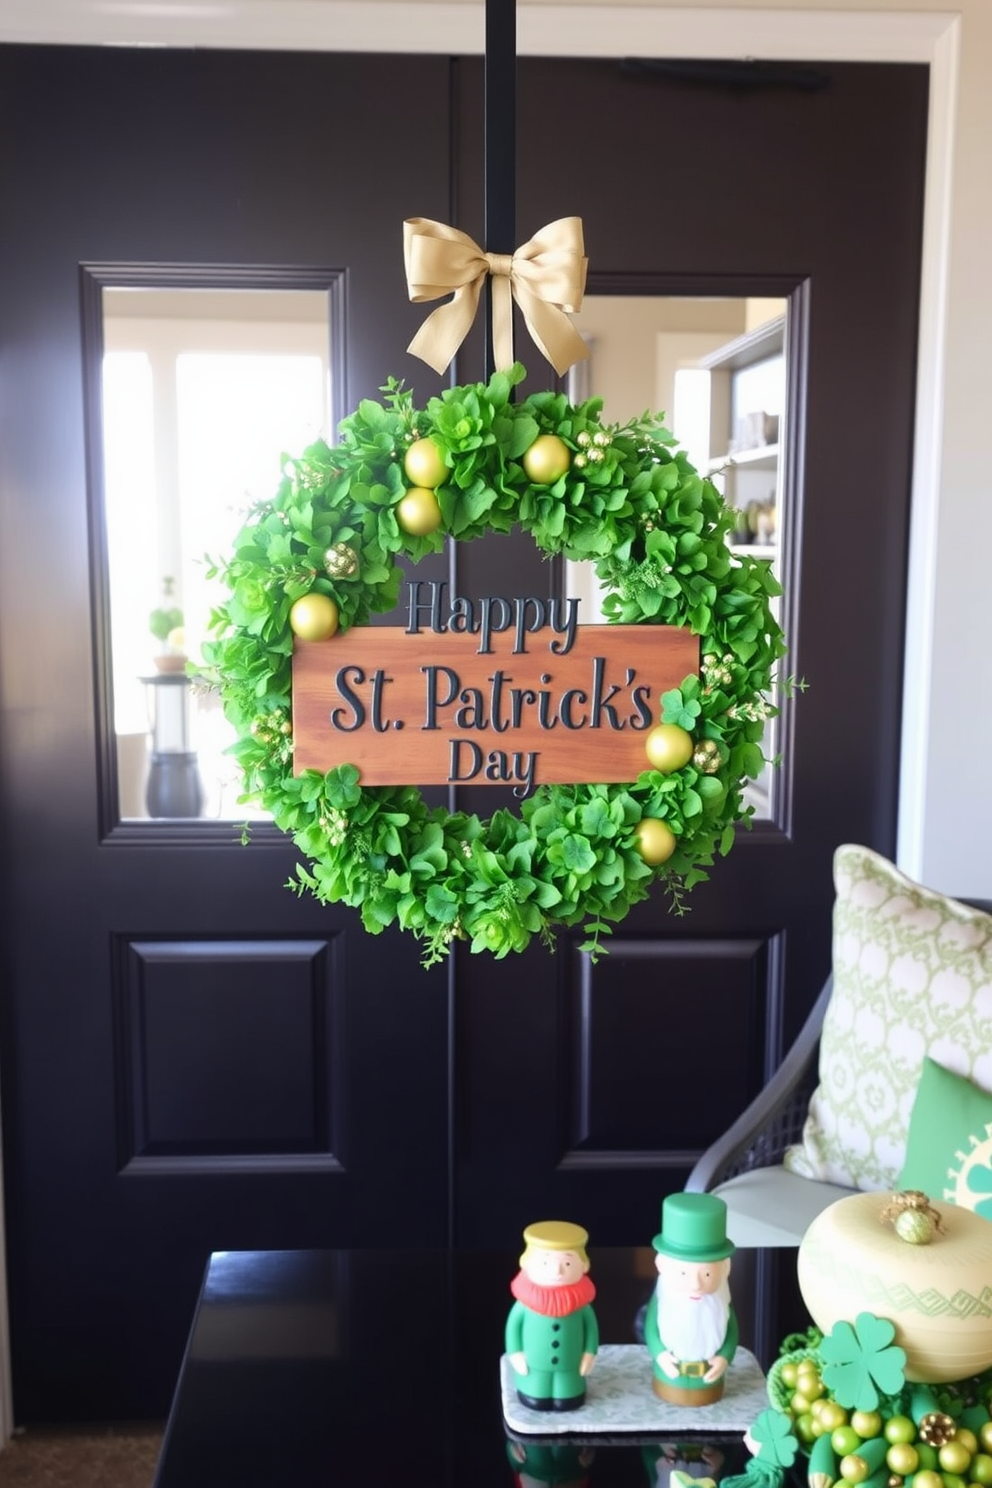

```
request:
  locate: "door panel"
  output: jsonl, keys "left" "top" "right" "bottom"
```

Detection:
{"left": 0, "top": 46, "right": 928, "bottom": 1419}
{"left": 0, "top": 45, "right": 456, "bottom": 1421}
{"left": 452, "top": 57, "right": 928, "bottom": 1243}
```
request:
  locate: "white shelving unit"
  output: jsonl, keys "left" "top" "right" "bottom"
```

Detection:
{"left": 702, "top": 315, "right": 785, "bottom": 553}
{"left": 709, "top": 443, "right": 779, "bottom": 471}
{"left": 700, "top": 315, "right": 787, "bottom": 818}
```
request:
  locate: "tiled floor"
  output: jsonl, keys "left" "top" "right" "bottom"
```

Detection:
{"left": 0, "top": 1424, "right": 163, "bottom": 1486}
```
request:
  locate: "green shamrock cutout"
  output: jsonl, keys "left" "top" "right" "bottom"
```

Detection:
{"left": 749, "top": 1407, "right": 799, "bottom": 1468}
{"left": 819, "top": 1312, "right": 906, "bottom": 1410}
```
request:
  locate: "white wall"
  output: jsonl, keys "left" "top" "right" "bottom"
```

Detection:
{"left": 571, "top": 295, "right": 748, "bottom": 424}
{"left": 0, "top": 0, "right": 987, "bottom": 900}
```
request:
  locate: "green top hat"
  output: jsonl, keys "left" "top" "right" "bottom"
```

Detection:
{"left": 652, "top": 1193, "right": 735, "bottom": 1262}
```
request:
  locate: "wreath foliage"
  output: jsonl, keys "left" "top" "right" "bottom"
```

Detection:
{"left": 202, "top": 363, "right": 786, "bottom": 965}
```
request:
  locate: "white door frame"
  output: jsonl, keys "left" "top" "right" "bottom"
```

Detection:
{"left": 0, "top": 3, "right": 959, "bottom": 1441}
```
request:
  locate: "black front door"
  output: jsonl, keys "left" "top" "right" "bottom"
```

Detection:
{"left": 0, "top": 45, "right": 927, "bottom": 1419}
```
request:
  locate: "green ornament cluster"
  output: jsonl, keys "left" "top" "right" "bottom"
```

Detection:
{"left": 201, "top": 363, "right": 786, "bottom": 965}
{"left": 759, "top": 1322, "right": 992, "bottom": 1488}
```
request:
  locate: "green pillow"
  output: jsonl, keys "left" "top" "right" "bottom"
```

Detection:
{"left": 899, "top": 1055, "right": 992, "bottom": 1217}
{"left": 783, "top": 844, "right": 992, "bottom": 1192}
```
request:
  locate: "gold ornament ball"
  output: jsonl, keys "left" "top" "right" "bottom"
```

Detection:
{"left": 938, "top": 1442, "right": 973, "bottom": 1477}
{"left": 887, "top": 1446, "right": 920, "bottom": 1478}
{"left": 522, "top": 434, "right": 571, "bottom": 485}
{"left": 289, "top": 592, "right": 340, "bottom": 641}
{"left": 645, "top": 723, "right": 695, "bottom": 774}
{"left": 403, "top": 437, "right": 447, "bottom": 489}
{"left": 895, "top": 1208, "right": 936, "bottom": 1245}
{"left": 397, "top": 487, "right": 444, "bottom": 536}
{"left": 324, "top": 542, "right": 359, "bottom": 579}
{"left": 693, "top": 739, "right": 722, "bottom": 774}
{"left": 635, "top": 818, "right": 677, "bottom": 865}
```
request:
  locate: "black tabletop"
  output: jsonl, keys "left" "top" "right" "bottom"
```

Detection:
{"left": 152, "top": 1248, "right": 754, "bottom": 1488}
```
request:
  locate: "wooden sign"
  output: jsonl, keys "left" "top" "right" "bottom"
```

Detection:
{"left": 292, "top": 583, "right": 698, "bottom": 798}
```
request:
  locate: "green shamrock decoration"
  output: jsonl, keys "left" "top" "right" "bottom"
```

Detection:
{"left": 819, "top": 1312, "right": 907, "bottom": 1411}
{"left": 749, "top": 1407, "right": 799, "bottom": 1468}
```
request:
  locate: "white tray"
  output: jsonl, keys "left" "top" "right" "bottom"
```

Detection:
{"left": 501, "top": 1343, "right": 767, "bottom": 1437}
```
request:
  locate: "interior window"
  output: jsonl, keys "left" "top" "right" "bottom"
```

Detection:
{"left": 102, "top": 287, "right": 332, "bottom": 821}
{"left": 564, "top": 294, "right": 789, "bottom": 820}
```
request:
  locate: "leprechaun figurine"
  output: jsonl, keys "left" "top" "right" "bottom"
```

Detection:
{"left": 644, "top": 1193, "right": 738, "bottom": 1406}
{"left": 506, "top": 1439, "right": 596, "bottom": 1488}
{"left": 505, "top": 1220, "right": 599, "bottom": 1411}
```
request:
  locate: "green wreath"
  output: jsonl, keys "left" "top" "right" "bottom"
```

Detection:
{"left": 202, "top": 362, "right": 786, "bottom": 964}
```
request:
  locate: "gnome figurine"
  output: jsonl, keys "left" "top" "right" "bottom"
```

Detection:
{"left": 644, "top": 1193, "right": 738, "bottom": 1406}
{"left": 505, "top": 1220, "right": 599, "bottom": 1411}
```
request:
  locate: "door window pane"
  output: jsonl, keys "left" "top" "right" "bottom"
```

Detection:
{"left": 102, "top": 288, "right": 332, "bottom": 820}
{"left": 564, "top": 294, "right": 790, "bottom": 822}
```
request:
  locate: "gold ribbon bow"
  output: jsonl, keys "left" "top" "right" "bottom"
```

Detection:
{"left": 403, "top": 216, "right": 589, "bottom": 377}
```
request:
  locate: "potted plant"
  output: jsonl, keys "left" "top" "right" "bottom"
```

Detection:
{"left": 149, "top": 576, "right": 186, "bottom": 672}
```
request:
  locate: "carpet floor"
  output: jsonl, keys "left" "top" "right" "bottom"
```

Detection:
{"left": 0, "top": 1424, "right": 164, "bottom": 1487}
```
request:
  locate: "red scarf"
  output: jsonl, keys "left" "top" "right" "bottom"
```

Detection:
{"left": 510, "top": 1270, "right": 596, "bottom": 1317}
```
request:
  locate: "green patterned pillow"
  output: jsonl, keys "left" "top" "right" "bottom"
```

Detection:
{"left": 783, "top": 844, "right": 992, "bottom": 1191}
{"left": 900, "top": 1056, "right": 992, "bottom": 1215}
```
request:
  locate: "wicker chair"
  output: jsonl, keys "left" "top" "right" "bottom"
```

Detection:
{"left": 684, "top": 974, "right": 855, "bottom": 1247}
{"left": 687, "top": 894, "right": 992, "bottom": 1249}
